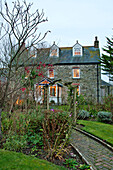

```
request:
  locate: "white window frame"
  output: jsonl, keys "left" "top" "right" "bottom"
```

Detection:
{"left": 49, "top": 85, "right": 57, "bottom": 97}
{"left": 48, "top": 69, "right": 54, "bottom": 79}
{"left": 50, "top": 45, "right": 59, "bottom": 57}
{"left": 72, "top": 68, "right": 80, "bottom": 79}
{"left": 73, "top": 43, "right": 82, "bottom": 56}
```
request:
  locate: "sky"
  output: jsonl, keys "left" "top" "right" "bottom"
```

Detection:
{"left": 3, "top": 0, "right": 113, "bottom": 82}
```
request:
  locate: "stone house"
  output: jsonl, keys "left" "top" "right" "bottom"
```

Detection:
{"left": 35, "top": 37, "right": 101, "bottom": 104}
{"left": 100, "top": 80, "right": 113, "bottom": 103}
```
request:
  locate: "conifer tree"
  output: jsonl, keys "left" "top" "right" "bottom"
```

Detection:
{"left": 101, "top": 37, "right": 113, "bottom": 81}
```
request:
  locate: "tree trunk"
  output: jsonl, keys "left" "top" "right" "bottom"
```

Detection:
{"left": 74, "top": 87, "right": 77, "bottom": 125}
{"left": 47, "top": 85, "right": 49, "bottom": 110}
{"left": 0, "top": 108, "right": 2, "bottom": 146}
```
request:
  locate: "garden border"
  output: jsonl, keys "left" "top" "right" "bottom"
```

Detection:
{"left": 70, "top": 143, "right": 95, "bottom": 170}
{"left": 73, "top": 126, "right": 113, "bottom": 152}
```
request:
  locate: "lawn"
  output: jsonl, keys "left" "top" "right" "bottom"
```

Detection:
{"left": 0, "top": 149, "right": 66, "bottom": 170}
{"left": 77, "top": 120, "right": 113, "bottom": 146}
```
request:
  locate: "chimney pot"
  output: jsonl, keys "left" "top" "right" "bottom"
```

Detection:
{"left": 94, "top": 36, "right": 99, "bottom": 48}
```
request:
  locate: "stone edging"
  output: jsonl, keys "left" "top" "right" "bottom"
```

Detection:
{"left": 70, "top": 143, "right": 95, "bottom": 170}
{"left": 73, "top": 126, "right": 113, "bottom": 152}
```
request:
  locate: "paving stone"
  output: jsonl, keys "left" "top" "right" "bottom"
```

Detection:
{"left": 103, "top": 164, "right": 112, "bottom": 169}
{"left": 70, "top": 129, "right": 113, "bottom": 170}
{"left": 95, "top": 158, "right": 103, "bottom": 162}
{"left": 95, "top": 162, "right": 102, "bottom": 166}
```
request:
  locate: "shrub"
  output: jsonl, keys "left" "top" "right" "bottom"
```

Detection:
{"left": 42, "top": 109, "right": 72, "bottom": 159}
{"left": 78, "top": 110, "right": 89, "bottom": 120}
{"left": 3, "top": 134, "right": 27, "bottom": 151}
{"left": 97, "top": 111, "right": 112, "bottom": 123}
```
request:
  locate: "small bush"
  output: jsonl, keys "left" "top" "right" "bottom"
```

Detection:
{"left": 97, "top": 111, "right": 112, "bottom": 123}
{"left": 3, "top": 134, "right": 27, "bottom": 151}
{"left": 78, "top": 110, "right": 89, "bottom": 120}
{"left": 42, "top": 109, "right": 72, "bottom": 159}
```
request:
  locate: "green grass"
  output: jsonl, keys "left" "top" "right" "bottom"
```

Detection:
{"left": 77, "top": 120, "right": 113, "bottom": 146}
{"left": 0, "top": 149, "right": 66, "bottom": 170}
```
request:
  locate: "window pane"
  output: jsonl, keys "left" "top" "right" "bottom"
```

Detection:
{"left": 50, "top": 86, "right": 56, "bottom": 96}
{"left": 73, "top": 69, "right": 80, "bottom": 78}
{"left": 51, "top": 49, "right": 57, "bottom": 56}
{"left": 74, "top": 48, "right": 81, "bottom": 55}
{"left": 77, "top": 86, "right": 79, "bottom": 95}
{"left": 49, "top": 69, "right": 54, "bottom": 78}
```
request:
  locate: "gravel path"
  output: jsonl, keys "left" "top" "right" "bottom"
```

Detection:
{"left": 70, "top": 129, "right": 113, "bottom": 170}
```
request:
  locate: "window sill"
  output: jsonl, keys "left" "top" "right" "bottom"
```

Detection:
{"left": 72, "top": 77, "right": 80, "bottom": 79}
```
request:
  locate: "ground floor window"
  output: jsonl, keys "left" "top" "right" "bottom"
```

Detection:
{"left": 77, "top": 86, "right": 80, "bottom": 96}
{"left": 50, "top": 86, "right": 56, "bottom": 96}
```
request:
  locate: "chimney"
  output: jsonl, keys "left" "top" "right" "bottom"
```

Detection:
{"left": 94, "top": 36, "right": 99, "bottom": 48}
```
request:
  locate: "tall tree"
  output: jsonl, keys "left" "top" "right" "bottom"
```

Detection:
{"left": 101, "top": 36, "right": 113, "bottom": 81}
{"left": 0, "top": 0, "right": 50, "bottom": 141}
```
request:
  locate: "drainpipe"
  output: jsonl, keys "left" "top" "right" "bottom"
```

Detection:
{"left": 97, "top": 64, "right": 99, "bottom": 103}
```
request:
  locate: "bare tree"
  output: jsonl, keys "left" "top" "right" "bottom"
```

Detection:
{"left": 0, "top": 0, "right": 50, "bottom": 140}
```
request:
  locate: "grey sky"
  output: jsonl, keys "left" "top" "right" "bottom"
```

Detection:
{"left": 33, "top": 0, "right": 113, "bottom": 49}
{"left": 5, "top": 0, "right": 113, "bottom": 48}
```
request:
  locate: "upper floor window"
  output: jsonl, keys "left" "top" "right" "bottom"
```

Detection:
{"left": 73, "top": 41, "right": 82, "bottom": 56}
{"left": 50, "top": 42, "right": 59, "bottom": 57}
{"left": 49, "top": 69, "right": 54, "bottom": 79}
{"left": 73, "top": 68, "right": 80, "bottom": 78}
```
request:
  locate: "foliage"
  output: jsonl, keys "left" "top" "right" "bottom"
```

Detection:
{"left": 78, "top": 110, "right": 90, "bottom": 120}
{"left": 97, "top": 111, "right": 112, "bottom": 123}
{"left": 101, "top": 95, "right": 113, "bottom": 119}
{"left": 64, "top": 159, "right": 90, "bottom": 170}
{"left": 0, "top": 149, "right": 66, "bottom": 170}
{"left": 42, "top": 109, "right": 72, "bottom": 159}
{"left": 3, "top": 134, "right": 27, "bottom": 151}
{"left": 2, "top": 109, "right": 72, "bottom": 160}
{"left": 77, "top": 120, "right": 113, "bottom": 146}
{"left": 64, "top": 158, "right": 78, "bottom": 169}
{"left": 101, "top": 36, "right": 113, "bottom": 81}
{"left": 79, "top": 164, "right": 90, "bottom": 169}
{"left": 77, "top": 94, "right": 87, "bottom": 106}
{"left": 2, "top": 110, "right": 44, "bottom": 151}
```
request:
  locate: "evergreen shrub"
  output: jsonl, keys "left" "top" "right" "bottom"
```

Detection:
{"left": 97, "top": 111, "right": 112, "bottom": 122}
{"left": 78, "top": 110, "right": 89, "bottom": 119}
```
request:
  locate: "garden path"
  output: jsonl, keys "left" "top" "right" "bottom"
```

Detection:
{"left": 70, "top": 129, "right": 113, "bottom": 170}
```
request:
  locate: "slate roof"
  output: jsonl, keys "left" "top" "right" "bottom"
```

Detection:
{"left": 101, "top": 80, "right": 113, "bottom": 86}
{"left": 36, "top": 45, "right": 100, "bottom": 65}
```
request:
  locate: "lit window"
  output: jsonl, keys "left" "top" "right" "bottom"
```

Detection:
{"left": 77, "top": 86, "right": 80, "bottom": 96}
{"left": 73, "top": 68, "right": 80, "bottom": 78}
{"left": 74, "top": 48, "right": 81, "bottom": 56}
{"left": 50, "top": 42, "right": 59, "bottom": 57}
{"left": 49, "top": 69, "right": 54, "bottom": 79}
{"left": 73, "top": 42, "right": 82, "bottom": 56}
{"left": 50, "top": 86, "right": 56, "bottom": 96}
{"left": 38, "top": 86, "right": 42, "bottom": 96}
{"left": 50, "top": 49, "right": 57, "bottom": 56}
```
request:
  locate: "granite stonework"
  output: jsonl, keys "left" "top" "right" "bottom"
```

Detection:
{"left": 52, "top": 64, "right": 101, "bottom": 103}
{"left": 35, "top": 37, "right": 102, "bottom": 104}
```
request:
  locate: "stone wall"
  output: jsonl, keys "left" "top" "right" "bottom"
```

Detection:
{"left": 52, "top": 64, "right": 101, "bottom": 103}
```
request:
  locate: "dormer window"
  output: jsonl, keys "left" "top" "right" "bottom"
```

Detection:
{"left": 73, "top": 41, "right": 82, "bottom": 56}
{"left": 50, "top": 42, "right": 59, "bottom": 57}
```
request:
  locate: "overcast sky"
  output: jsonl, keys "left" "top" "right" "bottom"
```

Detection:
{"left": 5, "top": 0, "right": 113, "bottom": 49}
{"left": 32, "top": 0, "right": 113, "bottom": 49}
{"left": 4, "top": 0, "right": 113, "bottom": 82}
